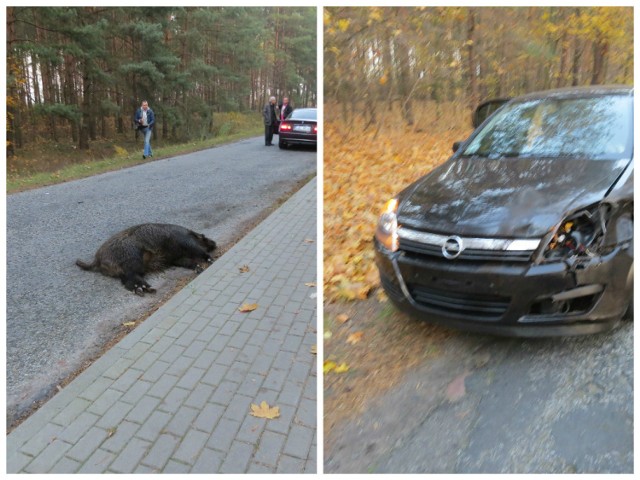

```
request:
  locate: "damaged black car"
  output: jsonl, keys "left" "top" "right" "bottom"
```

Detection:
{"left": 374, "top": 85, "right": 633, "bottom": 336}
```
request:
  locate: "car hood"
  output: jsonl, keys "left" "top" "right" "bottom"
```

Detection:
{"left": 397, "top": 156, "right": 631, "bottom": 238}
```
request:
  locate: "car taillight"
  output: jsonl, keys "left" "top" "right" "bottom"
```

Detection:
{"left": 280, "top": 123, "right": 292, "bottom": 131}
{"left": 313, "top": 125, "right": 317, "bottom": 133}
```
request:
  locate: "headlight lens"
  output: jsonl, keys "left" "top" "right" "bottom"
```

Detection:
{"left": 375, "top": 198, "right": 399, "bottom": 252}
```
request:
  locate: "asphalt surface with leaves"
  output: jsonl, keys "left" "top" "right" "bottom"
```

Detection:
{"left": 324, "top": 299, "right": 633, "bottom": 474}
{"left": 7, "top": 137, "right": 316, "bottom": 428}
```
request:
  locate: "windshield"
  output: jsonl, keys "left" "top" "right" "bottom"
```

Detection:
{"left": 462, "top": 95, "right": 632, "bottom": 160}
{"left": 289, "top": 109, "right": 317, "bottom": 120}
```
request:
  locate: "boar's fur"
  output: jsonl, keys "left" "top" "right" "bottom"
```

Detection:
{"left": 76, "top": 223, "right": 217, "bottom": 295}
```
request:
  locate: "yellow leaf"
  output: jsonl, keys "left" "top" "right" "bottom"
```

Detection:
{"left": 323, "top": 360, "right": 337, "bottom": 374}
{"left": 324, "top": 330, "right": 333, "bottom": 339}
{"left": 239, "top": 265, "right": 250, "bottom": 273}
{"left": 122, "top": 321, "right": 136, "bottom": 327}
{"left": 379, "top": 75, "right": 388, "bottom": 86}
{"left": 324, "top": 360, "right": 350, "bottom": 374}
{"left": 304, "top": 282, "right": 317, "bottom": 287}
{"left": 311, "top": 345, "right": 317, "bottom": 355}
{"left": 335, "top": 363, "right": 350, "bottom": 373}
{"left": 346, "top": 331, "right": 364, "bottom": 345}
{"left": 239, "top": 303, "right": 258, "bottom": 313}
{"left": 337, "top": 18, "right": 350, "bottom": 32}
{"left": 250, "top": 401, "right": 280, "bottom": 419}
{"left": 336, "top": 313, "right": 350, "bottom": 324}
{"left": 107, "top": 427, "right": 117, "bottom": 438}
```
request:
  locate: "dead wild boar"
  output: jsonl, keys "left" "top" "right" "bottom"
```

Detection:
{"left": 76, "top": 223, "right": 217, "bottom": 295}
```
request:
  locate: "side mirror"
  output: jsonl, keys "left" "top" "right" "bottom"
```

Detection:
{"left": 452, "top": 141, "right": 462, "bottom": 153}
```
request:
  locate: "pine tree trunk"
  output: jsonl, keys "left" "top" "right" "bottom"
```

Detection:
{"left": 590, "top": 35, "right": 609, "bottom": 85}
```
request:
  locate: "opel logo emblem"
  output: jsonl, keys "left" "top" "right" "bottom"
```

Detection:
{"left": 442, "top": 236, "right": 464, "bottom": 259}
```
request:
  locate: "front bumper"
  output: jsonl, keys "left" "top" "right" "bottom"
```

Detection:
{"left": 374, "top": 237, "right": 632, "bottom": 337}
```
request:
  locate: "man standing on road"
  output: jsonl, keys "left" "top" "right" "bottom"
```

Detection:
{"left": 263, "top": 96, "right": 279, "bottom": 146}
{"left": 280, "top": 96, "right": 293, "bottom": 121}
{"left": 135, "top": 100, "right": 155, "bottom": 159}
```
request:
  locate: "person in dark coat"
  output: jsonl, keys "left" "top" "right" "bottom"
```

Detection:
{"left": 134, "top": 100, "right": 155, "bottom": 159}
{"left": 263, "top": 96, "right": 280, "bottom": 146}
{"left": 280, "top": 97, "right": 293, "bottom": 121}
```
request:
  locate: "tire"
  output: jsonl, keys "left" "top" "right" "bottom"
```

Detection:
{"left": 279, "top": 139, "right": 287, "bottom": 149}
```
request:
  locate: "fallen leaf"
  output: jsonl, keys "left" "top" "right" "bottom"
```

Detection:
{"left": 304, "top": 238, "right": 315, "bottom": 244}
{"left": 122, "top": 321, "right": 136, "bottom": 327}
{"left": 311, "top": 345, "right": 317, "bottom": 354}
{"left": 446, "top": 371, "right": 470, "bottom": 403}
{"left": 324, "top": 360, "right": 350, "bottom": 374}
{"left": 324, "top": 330, "right": 333, "bottom": 339}
{"left": 239, "top": 265, "right": 250, "bottom": 273}
{"left": 336, "top": 313, "right": 350, "bottom": 324}
{"left": 346, "top": 331, "right": 364, "bottom": 345}
{"left": 323, "top": 360, "right": 337, "bottom": 374}
{"left": 239, "top": 303, "right": 258, "bottom": 313}
{"left": 250, "top": 401, "right": 280, "bottom": 419}
{"left": 376, "top": 289, "right": 388, "bottom": 303}
{"left": 304, "top": 282, "right": 317, "bottom": 287}
{"left": 335, "top": 363, "right": 350, "bottom": 373}
{"left": 310, "top": 292, "right": 318, "bottom": 299}
{"left": 107, "top": 427, "right": 117, "bottom": 438}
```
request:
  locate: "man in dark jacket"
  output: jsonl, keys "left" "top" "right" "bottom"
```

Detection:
{"left": 263, "top": 96, "right": 279, "bottom": 146}
{"left": 134, "top": 100, "right": 155, "bottom": 159}
{"left": 280, "top": 97, "right": 293, "bottom": 121}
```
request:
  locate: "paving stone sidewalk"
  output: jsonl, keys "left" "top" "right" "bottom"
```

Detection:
{"left": 7, "top": 177, "right": 318, "bottom": 473}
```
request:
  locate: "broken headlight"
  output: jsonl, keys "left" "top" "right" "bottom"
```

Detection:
{"left": 544, "top": 205, "right": 609, "bottom": 260}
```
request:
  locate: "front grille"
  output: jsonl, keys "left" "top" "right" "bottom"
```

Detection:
{"left": 400, "top": 238, "right": 533, "bottom": 263}
{"left": 408, "top": 284, "right": 510, "bottom": 319}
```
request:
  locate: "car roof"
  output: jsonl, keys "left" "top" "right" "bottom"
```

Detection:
{"left": 514, "top": 84, "right": 633, "bottom": 102}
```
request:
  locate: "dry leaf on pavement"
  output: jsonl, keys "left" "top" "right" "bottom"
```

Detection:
{"left": 239, "top": 265, "right": 250, "bottom": 273}
{"left": 250, "top": 401, "right": 280, "bottom": 419}
{"left": 323, "top": 360, "right": 337, "bottom": 374}
{"left": 239, "top": 303, "right": 258, "bottom": 312}
{"left": 311, "top": 345, "right": 317, "bottom": 354}
{"left": 304, "top": 238, "right": 315, "bottom": 244}
{"left": 122, "top": 321, "right": 135, "bottom": 327}
{"left": 324, "top": 360, "right": 350, "bottom": 374}
{"left": 346, "top": 331, "right": 364, "bottom": 345}
{"left": 304, "top": 282, "right": 317, "bottom": 287}
{"left": 335, "top": 363, "right": 350, "bottom": 373}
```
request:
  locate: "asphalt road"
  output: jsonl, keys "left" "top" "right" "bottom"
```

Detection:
{"left": 7, "top": 137, "right": 316, "bottom": 427}
{"left": 325, "top": 321, "right": 633, "bottom": 473}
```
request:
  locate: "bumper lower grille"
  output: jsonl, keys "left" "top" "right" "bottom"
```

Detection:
{"left": 408, "top": 284, "right": 510, "bottom": 319}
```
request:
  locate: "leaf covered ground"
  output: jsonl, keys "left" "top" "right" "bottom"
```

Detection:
{"left": 323, "top": 106, "right": 472, "bottom": 433}
{"left": 323, "top": 110, "right": 470, "bottom": 302}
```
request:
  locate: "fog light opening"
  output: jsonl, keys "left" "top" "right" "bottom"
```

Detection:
{"left": 529, "top": 293, "right": 599, "bottom": 316}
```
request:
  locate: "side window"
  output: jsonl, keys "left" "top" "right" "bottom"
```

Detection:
{"left": 472, "top": 99, "right": 510, "bottom": 128}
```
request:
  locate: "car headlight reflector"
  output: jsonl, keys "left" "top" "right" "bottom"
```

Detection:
{"left": 544, "top": 206, "right": 606, "bottom": 260}
{"left": 375, "top": 198, "right": 399, "bottom": 252}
